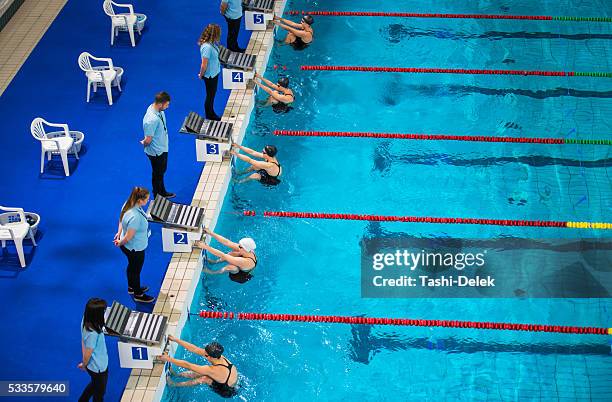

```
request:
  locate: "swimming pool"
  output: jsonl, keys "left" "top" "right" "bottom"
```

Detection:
{"left": 162, "top": 0, "right": 612, "bottom": 400}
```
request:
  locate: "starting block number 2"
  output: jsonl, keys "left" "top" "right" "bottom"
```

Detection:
{"left": 174, "top": 232, "right": 188, "bottom": 245}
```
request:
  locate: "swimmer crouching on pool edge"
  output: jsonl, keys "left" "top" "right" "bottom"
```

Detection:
{"left": 231, "top": 143, "right": 282, "bottom": 185}
{"left": 194, "top": 229, "right": 257, "bottom": 283}
{"left": 160, "top": 336, "right": 237, "bottom": 397}
{"left": 254, "top": 72, "right": 294, "bottom": 113}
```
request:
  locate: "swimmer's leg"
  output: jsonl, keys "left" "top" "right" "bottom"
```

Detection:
{"left": 233, "top": 173, "right": 260, "bottom": 184}
{"left": 203, "top": 265, "right": 238, "bottom": 275}
{"left": 176, "top": 371, "right": 203, "bottom": 379}
{"left": 285, "top": 32, "right": 296, "bottom": 44}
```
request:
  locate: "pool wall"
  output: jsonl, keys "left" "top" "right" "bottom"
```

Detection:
{"left": 121, "top": 1, "right": 288, "bottom": 401}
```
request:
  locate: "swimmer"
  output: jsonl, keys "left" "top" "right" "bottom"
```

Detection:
{"left": 253, "top": 72, "right": 294, "bottom": 113}
{"left": 194, "top": 229, "right": 257, "bottom": 283}
{"left": 160, "top": 337, "right": 237, "bottom": 397}
{"left": 273, "top": 15, "right": 314, "bottom": 50}
{"left": 231, "top": 143, "right": 282, "bottom": 185}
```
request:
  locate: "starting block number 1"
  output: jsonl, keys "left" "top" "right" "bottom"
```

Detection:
{"left": 232, "top": 72, "right": 244, "bottom": 83}
{"left": 131, "top": 347, "right": 148, "bottom": 361}
{"left": 253, "top": 14, "right": 264, "bottom": 24}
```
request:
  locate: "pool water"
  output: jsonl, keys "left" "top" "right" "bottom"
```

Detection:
{"left": 163, "top": 0, "right": 612, "bottom": 400}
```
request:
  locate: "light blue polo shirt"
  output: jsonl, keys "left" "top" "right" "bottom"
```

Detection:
{"left": 143, "top": 104, "right": 169, "bottom": 157}
{"left": 222, "top": 0, "right": 243, "bottom": 20}
{"left": 200, "top": 43, "right": 221, "bottom": 78}
{"left": 81, "top": 320, "right": 108, "bottom": 373}
{"left": 121, "top": 206, "right": 149, "bottom": 251}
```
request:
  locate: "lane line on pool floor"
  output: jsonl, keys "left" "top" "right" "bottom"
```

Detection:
{"left": 273, "top": 130, "right": 612, "bottom": 145}
{"left": 241, "top": 211, "right": 612, "bottom": 230}
{"left": 286, "top": 11, "right": 612, "bottom": 23}
{"left": 195, "top": 311, "right": 612, "bottom": 335}
{"left": 300, "top": 66, "right": 612, "bottom": 77}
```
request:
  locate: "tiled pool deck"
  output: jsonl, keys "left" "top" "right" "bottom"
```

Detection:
{"left": 120, "top": 2, "right": 286, "bottom": 401}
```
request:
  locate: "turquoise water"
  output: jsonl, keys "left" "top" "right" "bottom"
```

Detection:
{"left": 163, "top": 0, "right": 612, "bottom": 400}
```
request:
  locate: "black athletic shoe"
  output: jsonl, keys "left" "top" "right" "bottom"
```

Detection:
{"left": 134, "top": 294, "right": 156, "bottom": 303}
{"left": 128, "top": 286, "right": 149, "bottom": 295}
{"left": 163, "top": 193, "right": 176, "bottom": 199}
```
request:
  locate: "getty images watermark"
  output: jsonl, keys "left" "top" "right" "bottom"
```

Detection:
{"left": 361, "top": 238, "right": 612, "bottom": 298}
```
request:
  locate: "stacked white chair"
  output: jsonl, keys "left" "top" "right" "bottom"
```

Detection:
{"left": 103, "top": 0, "right": 146, "bottom": 47}
{"left": 0, "top": 206, "right": 37, "bottom": 268}
{"left": 30, "top": 117, "right": 83, "bottom": 177}
{"left": 78, "top": 52, "right": 123, "bottom": 106}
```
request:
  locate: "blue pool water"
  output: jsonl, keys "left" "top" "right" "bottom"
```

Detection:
{"left": 164, "top": 0, "right": 612, "bottom": 400}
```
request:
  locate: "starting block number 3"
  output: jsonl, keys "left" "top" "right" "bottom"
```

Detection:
{"left": 206, "top": 143, "right": 219, "bottom": 155}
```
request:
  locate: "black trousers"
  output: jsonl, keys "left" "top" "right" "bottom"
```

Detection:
{"left": 120, "top": 246, "right": 145, "bottom": 294}
{"left": 203, "top": 74, "right": 221, "bottom": 121}
{"left": 78, "top": 368, "right": 108, "bottom": 402}
{"left": 225, "top": 16, "right": 242, "bottom": 52}
{"left": 147, "top": 152, "right": 168, "bottom": 198}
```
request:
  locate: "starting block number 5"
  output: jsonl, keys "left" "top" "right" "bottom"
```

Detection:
{"left": 253, "top": 14, "right": 264, "bottom": 24}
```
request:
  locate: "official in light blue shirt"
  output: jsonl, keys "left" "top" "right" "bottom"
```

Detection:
{"left": 142, "top": 92, "right": 174, "bottom": 199}
{"left": 78, "top": 298, "right": 109, "bottom": 401}
{"left": 200, "top": 42, "right": 221, "bottom": 78}
{"left": 115, "top": 187, "right": 156, "bottom": 303}
{"left": 120, "top": 205, "right": 149, "bottom": 251}
{"left": 221, "top": 0, "right": 245, "bottom": 52}
{"left": 142, "top": 104, "right": 168, "bottom": 157}
{"left": 222, "top": 0, "right": 242, "bottom": 20}
{"left": 198, "top": 24, "right": 222, "bottom": 120}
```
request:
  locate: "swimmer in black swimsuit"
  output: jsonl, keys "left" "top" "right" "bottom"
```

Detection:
{"left": 231, "top": 143, "right": 282, "bottom": 185}
{"left": 253, "top": 73, "right": 294, "bottom": 113}
{"left": 194, "top": 229, "right": 257, "bottom": 283}
{"left": 161, "top": 337, "right": 238, "bottom": 397}
{"left": 273, "top": 14, "right": 314, "bottom": 50}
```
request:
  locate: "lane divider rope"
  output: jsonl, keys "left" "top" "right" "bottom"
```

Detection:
{"left": 241, "top": 210, "right": 612, "bottom": 230}
{"left": 286, "top": 10, "right": 612, "bottom": 23}
{"left": 300, "top": 66, "right": 612, "bottom": 77}
{"left": 273, "top": 130, "right": 612, "bottom": 145}
{"left": 197, "top": 311, "right": 611, "bottom": 335}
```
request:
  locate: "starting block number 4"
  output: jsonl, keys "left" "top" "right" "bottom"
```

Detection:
{"left": 131, "top": 347, "right": 148, "bottom": 361}
{"left": 232, "top": 72, "right": 244, "bottom": 83}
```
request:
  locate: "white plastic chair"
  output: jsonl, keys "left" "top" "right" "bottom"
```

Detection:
{"left": 103, "top": 0, "right": 143, "bottom": 47}
{"left": 0, "top": 206, "right": 37, "bottom": 268}
{"left": 30, "top": 117, "right": 81, "bottom": 176}
{"left": 78, "top": 52, "right": 122, "bottom": 106}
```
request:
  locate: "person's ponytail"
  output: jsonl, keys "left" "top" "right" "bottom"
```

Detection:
{"left": 120, "top": 187, "right": 150, "bottom": 220}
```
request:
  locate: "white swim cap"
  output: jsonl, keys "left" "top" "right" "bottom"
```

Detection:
{"left": 239, "top": 237, "right": 256, "bottom": 253}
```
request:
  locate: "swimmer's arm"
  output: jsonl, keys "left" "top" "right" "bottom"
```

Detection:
{"left": 278, "top": 24, "right": 309, "bottom": 39}
{"left": 166, "top": 356, "right": 212, "bottom": 377}
{"left": 232, "top": 152, "right": 269, "bottom": 169}
{"left": 207, "top": 231, "right": 240, "bottom": 249}
{"left": 235, "top": 144, "right": 265, "bottom": 159}
{"left": 277, "top": 18, "right": 302, "bottom": 28}
{"left": 172, "top": 338, "right": 208, "bottom": 357}
{"left": 259, "top": 75, "right": 281, "bottom": 91}
{"left": 267, "top": 90, "right": 293, "bottom": 104}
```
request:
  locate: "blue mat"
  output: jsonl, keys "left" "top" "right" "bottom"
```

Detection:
{"left": 0, "top": 0, "right": 250, "bottom": 400}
